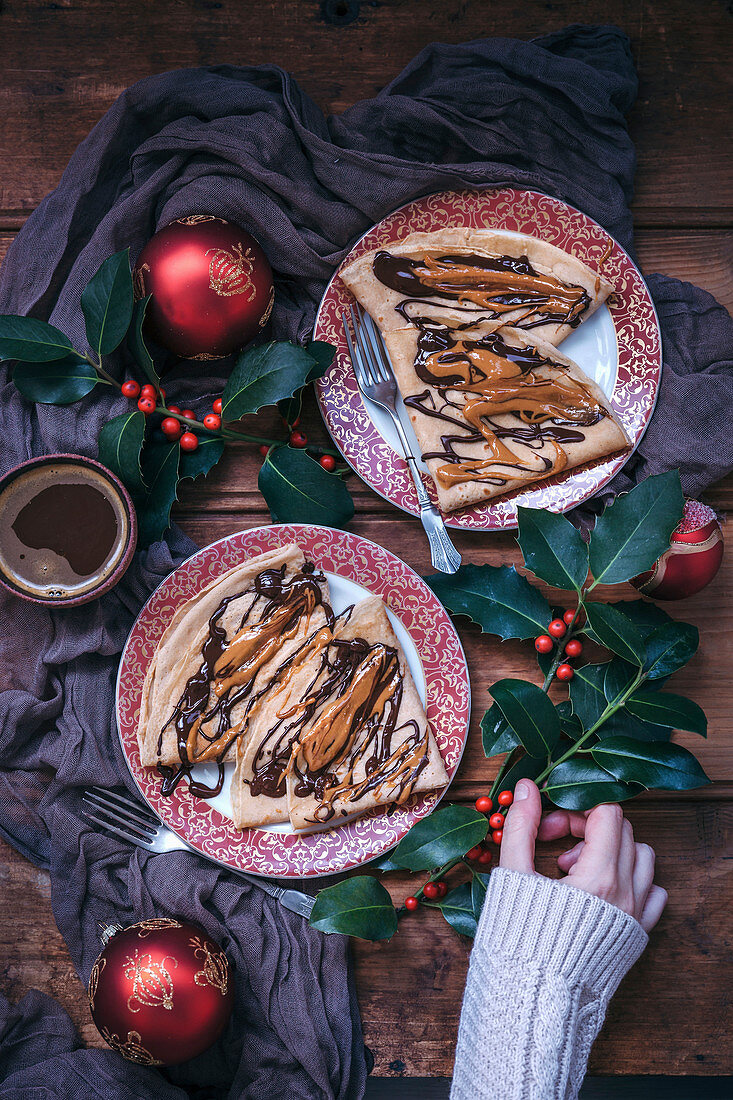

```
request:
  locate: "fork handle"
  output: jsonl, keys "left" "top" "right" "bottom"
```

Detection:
{"left": 392, "top": 417, "right": 462, "bottom": 575}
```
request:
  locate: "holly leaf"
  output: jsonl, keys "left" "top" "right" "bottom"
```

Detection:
{"left": 481, "top": 703, "right": 520, "bottom": 758}
{"left": 492, "top": 749, "right": 546, "bottom": 792}
{"left": 424, "top": 564, "right": 552, "bottom": 641}
{"left": 583, "top": 603, "right": 646, "bottom": 666}
{"left": 426, "top": 882, "right": 478, "bottom": 938}
{"left": 97, "top": 410, "right": 146, "bottom": 496}
{"left": 127, "top": 295, "right": 158, "bottom": 386}
{"left": 490, "top": 679, "right": 561, "bottom": 756}
{"left": 595, "top": 708, "right": 670, "bottom": 743}
{"left": 555, "top": 700, "right": 584, "bottom": 741}
{"left": 13, "top": 356, "right": 98, "bottom": 404}
{"left": 592, "top": 738, "right": 711, "bottom": 791}
{"left": 516, "top": 507, "right": 588, "bottom": 591}
{"left": 624, "top": 691, "right": 707, "bottom": 736}
{"left": 137, "top": 442, "right": 181, "bottom": 545}
{"left": 277, "top": 340, "right": 335, "bottom": 426}
{"left": 471, "top": 871, "right": 491, "bottom": 918}
{"left": 179, "top": 436, "right": 225, "bottom": 483}
{"left": 0, "top": 315, "right": 74, "bottom": 361}
{"left": 259, "top": 445, "right": 354, "bottom": 527}
{"left": 387, "top": 805, "right": 487, "bottom": 872}
{"left": 569, "top": 663, "right": 609, "bottom": 728}
{"left": 603, "top": 658, "right": 639, "bottom": 705}
{"left": 610, "top": 599, "right": 675, "bottom": 640}
{"left": 588, "top": 471, "right": 684, "bottom": 585}
{"left": 643, "top": 622, "right": 699, "bottom": 680}
{"left": 543, "top": 758, "right": 642, "bottom": 809}
{"left": 309, "top": 876, "right": 397, "bottom": 941}
{"left": 222, "top": 341, "right": 322, "bottom": 420}
{"left": 81, "top": 249, "right": 134, "bottom": 357}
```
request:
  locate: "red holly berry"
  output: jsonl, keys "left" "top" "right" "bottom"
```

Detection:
{"left": 404, "top": 896, "right": 419, "bottom": 911}
{"left": 497, "top": 790, "right": 513, "bottom": 807}
{"left": 167, "top": 404, "right": 181, "bottom": 415}
{"left": 137, "top": 396, "right": 155, "bottom": 415}
{"left": 203, "top": 414, "right": 221, "bottom": 431}
{"left": 534, "top": 634, "right": 554, "bottom": 654}
{"left": 548, "top": 619, "right": 567, "bottom": 638}
{"left": 475, "top": 796, "right": 493, "bottom": 814}
{"left": 212, "top": 398, "right": 222, "bottom": 415}
{"left": 492, "top": 829, "right": 504, "bottom": 846}
{"left": 556, "top": 663, "right": 574, "bottom": 682}
{"left": 140, "top": 383, "right": 157, "bottom": 400}
{"left": 465, "top": 846, "right": 482, "bottom": 861}
{"left": 319, "top": 454, "right": 336, "bottom": 472}
{"left": 161, "top": 417, "right": 182, "bottom": 439}
{"left": 181, "top": 409, "right": 195, "bottom": 420}
{"left": 121, "top": 380, "right": 140, "bottom": 399}
{"left": 563, "top": 609, "right": 575, "bottom": 626}
{"left": 564, "top": 639, "right": 583, "bottom": 658}
{"left": 290, "top": 430, "right": 308, "bottom": 448}
{"left": 258, "top": 444, "right": 270, "bottom": 457}
{"left": 180, "top": 431, "right": 199, "bottom": 452}
{"left": 436, "top": 881, "right": 448, "bottom": 899}
{"left": 423, "top": 882, "right": 439, "bottom": 900}
{"left": 478, "top": 849, "right": 493, "bottom": 865}
{"left": 489, "top": 812, "right": 504, "bottom": 830}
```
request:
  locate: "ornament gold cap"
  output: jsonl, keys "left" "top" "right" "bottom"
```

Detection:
{"left": 99, "top": 921, "right": 123, "bottom": 946}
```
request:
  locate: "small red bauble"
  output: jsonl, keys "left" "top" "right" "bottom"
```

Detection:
{"left": 121, "top": 380, "right": 140, "bottom": 399}
{"left": 290, "top": 430, "right": 308, "bottom": 448}
{"left": 212, "top": 398, "right": 222, "bottom": 415}
{"left": 564, "top": 639, "right": 583, "bottom": 658}
{"left": 548, "top": 619, "right": 567, "bottom": 638}
{"left": 630, "top": 500, "right": 724, "bottom": 600}
{"left": 88, "top": 918, "right": 233, "bottom": 1067}
{"left": 203, "top": 414, "right": 221, "bottom": 431}
{"left": 475, "top": 796, "right": 493, "bottom": 813}
{"left": 404, "top": 896, "right": 419, "bottom": 911}
{"left": 180, "top": 432, "right": 199, "bottom": 452}
{"left": 556, "top": 663, "right": 574, "bottom": 681}
{"left": 489, "top": 812, "right": 504, "bottom": 830}
{"left": 133, "top": 216, "right": 274, "bottom": 360}
{"left": 137, "top": 396, "right": 155, "bottom": 415}
{"left": 497, "top": 790, "right": 513, "bottom": 807}
{"left": 534, "top": 634, "right": 554, "bottom": 654}
{"left": 319, "top": 454, "right": 336, "bottom": 472}
{"left": 423, "top": 882, "right": 440, "bottom": 900}
{"left": 491, "top": 829, "right": 504, "bottom": 845}
{"left": 161, "top": 417, "right": 182, "bottom": 440}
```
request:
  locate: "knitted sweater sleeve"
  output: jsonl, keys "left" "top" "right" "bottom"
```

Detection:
{"left": 450, "top": 868, "right": 649, "bottom": 1100}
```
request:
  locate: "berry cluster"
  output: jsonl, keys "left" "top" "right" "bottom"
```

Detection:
{"left": 534, "top": 608, "right": 585, "bottom": 681}
{"left": 402, "top": 790, "right": 515, "bottom": 913}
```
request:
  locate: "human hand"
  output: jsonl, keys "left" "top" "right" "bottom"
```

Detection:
{"left": 499, "top": 779, "right": 667, "bottom": 932}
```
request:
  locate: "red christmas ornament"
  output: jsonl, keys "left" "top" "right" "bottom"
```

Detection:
{"left": 88, "top": 917, "right": 233, "bottom": 1067}
{"left": 133, "top": 215, "right": 274, "bottom": 359}
{"left": 631, "top": 500, "right": 724, "bottom": 600}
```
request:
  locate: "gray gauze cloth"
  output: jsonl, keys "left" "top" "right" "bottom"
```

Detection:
{"left": 1, "top": 24, "right": 732, "bottom": 1099}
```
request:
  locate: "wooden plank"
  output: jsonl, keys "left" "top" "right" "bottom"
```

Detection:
{"left": 365, "top": 1080, "right": 733, "bottom": 1099}
{"left": 0, "top": 1, "right": 731, "bottom": 222}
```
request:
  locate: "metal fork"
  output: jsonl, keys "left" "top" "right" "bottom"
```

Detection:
{"left": 82, "top": 786, "right": 316, "bottom": 919}
{"left": 343, "top": 302, "right": 461, "bottom": 574}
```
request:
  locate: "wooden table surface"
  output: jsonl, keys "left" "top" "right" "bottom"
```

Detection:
{"left": 1, "top": 1, "right": 731, "bottom": 1092}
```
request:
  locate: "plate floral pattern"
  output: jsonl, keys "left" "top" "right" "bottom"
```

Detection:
{"left": 116, "top": 525, "right": 470, "bottom": 878}
{"left": 314, "top": 188, "right": 662, "bottom": 530}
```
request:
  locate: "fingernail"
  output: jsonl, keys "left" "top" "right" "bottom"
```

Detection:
{"left": 514, "top": 780, "right": 531, "bottom": 801}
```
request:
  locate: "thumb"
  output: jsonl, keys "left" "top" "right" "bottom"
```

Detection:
{"left": 499, "top": 779, "right": 542, "bottom": 874}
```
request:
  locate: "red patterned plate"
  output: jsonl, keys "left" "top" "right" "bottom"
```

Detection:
{"left": 314, "top": 188, "right": 662, "bottom": 530}
{"left": 116, "top": 524, "right": 470, "bottom": 878}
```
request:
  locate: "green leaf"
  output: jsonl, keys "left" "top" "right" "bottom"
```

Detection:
{"left": 97, "top": 410, "right": 146, "bottom": 496}
{"left": 178, "top": 436, "right": 225, "bottom": 483}
{"left": 222, "top": 341, "right": 321, "bottom": 420}
{"left": 596, "top": 708, "right": 670, "bottom": 743}
{"left": 555, "top": 700, "right": 584, "bottom": 741}
{"left": 258, "top": 445, "right": 354, "bottom": 527}
{"left": 592, "top": 737, "right": 711, "bottom": 791}
{"left": 543, "top": 758, "right": 642, "bottom": 809}
{"left": 471, "top": 871, "right": 491, "bottom": 918}
{"left": 137, "top": 442, "right": 181, "bottom": 545}
{"left": 388, "top": 805, "right": 488, "bottom": 872}
{"left": 481, "top": 703, "right": 520, "bottom": 758}
{"left": 625, "top": 691, "right": 707, "bottom": 736}
{"left": 603, "top": 658, "right": 639, "bottom": 704}
{"left": 277, "top": 340, "right": 335, "bottom": 426}
{"left": 490, "top": 679, "right": 561, "bottom": 757}
{"left": 309, "top": 876, "right": 397, "bottom": 941}
{"left": 569, "top": 663, "right": 609, "bottom": 728}
{"left": 81, "top": 249, "right": 134, "bottom": 356}
{"left": 0, "top": 315, "right": 74, "bottom": 361}
{"left": 13, "top": 356, "right": 97, "bottom": 404}
{"left": 610, "top": 600, "right": 675, "bottom": 641}
{"left": 583, "top": 603, "right": 646, "bottom": 665}
{"left": 427, "top": 882, "right": 477, "bottom": 938}
{"left": 424, "top": 564, "right": 552, "bottom": 641}
{"left": 643, "top": 622, "right": 699, "bottom": 680}
{"left": 493, "top": 749, "right": 546, "bottom": 791}
{"left": 516, "top": 507, "right": 589, "bottom": 590}
{"left": 588, "top": 471, "right": 684, "bottom": 585}
{"left": 127, "top": 296, "right": 159, "bottom": 386}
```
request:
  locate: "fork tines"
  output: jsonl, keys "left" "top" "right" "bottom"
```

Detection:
{"left": 82, "top": 787, "right": 158, "bottom": 841}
